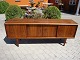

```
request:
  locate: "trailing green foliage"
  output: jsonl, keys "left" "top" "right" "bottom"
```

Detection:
{"left": 32, "top": 12, "right": 42, "bottom": 19}
{"left": 22, "top": 9, "right": 26, "bottom": 16}
{"left": 43, "top": 6, "right": 61, "bottom": 19}
{"left": 5, "top": 5, "right": 23, "bottom": 20}
{"left": 0, "top": 1, "right": 9, "bottom": 14}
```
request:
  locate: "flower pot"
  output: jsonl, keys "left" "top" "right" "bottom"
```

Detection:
{"left": 0, "top": 14, "right": 6, "bottom": 20}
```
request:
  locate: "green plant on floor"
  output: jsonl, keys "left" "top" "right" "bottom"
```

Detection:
{"left": 0, "top": 1, "right": 9, "bottom": 14}
{"left": 43, "top": 6, "right": 61, "bottom": 19}
{"left": 5, "top": 5, "right": 23, "bottom": 20}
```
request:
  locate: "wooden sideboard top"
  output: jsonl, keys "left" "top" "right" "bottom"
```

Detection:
{"left": 5, "top": 18, "right": 78, "bottom": 25}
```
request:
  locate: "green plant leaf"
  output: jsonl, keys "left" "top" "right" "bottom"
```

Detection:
{"left": 5, "top": 5, "right": 23, "bottom": 20}
{"left": 43, "top": 6, "right": 61, "bottom": 19}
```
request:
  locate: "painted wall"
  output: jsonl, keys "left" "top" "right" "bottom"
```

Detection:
{"left": 6, "top": 0, "right": 48, "bottom": 6}
{"left": 6, "top": 0, "right": 78, "bottom": 13}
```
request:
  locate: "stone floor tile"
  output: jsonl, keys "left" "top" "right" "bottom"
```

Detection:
{"left": 0, "top": 13, "right": 80, "bottom": 60}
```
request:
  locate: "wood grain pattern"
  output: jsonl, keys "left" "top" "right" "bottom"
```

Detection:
{"left": 5, "top": 19, "right": 78, "bottom": 46}
{"left": 5, "top": 18, "right": 78, "bottom": 25}
{"left": 5, "top": 25, "right": 27, "bottom": 38}
{"left": 42, "top": 25, "right": 57, "bottom": 37}
{"left": 15, "top": 25, "right": 27, "bottom": 38}
{"left": 5, "top": 25, "right": 16, "bottom": 38}
{"left": 5, "top": 19, "right": 78, "bottom": 39}
{"left": 57, "top": 25, "right": 78, "bottom": 37}
{"left": 27, "top": 25, "right": 43, "bottom": 37}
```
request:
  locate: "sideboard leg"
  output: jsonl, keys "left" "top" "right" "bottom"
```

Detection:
{"left": 16, "top": 39, "right": 19, "bottom": 47}
{"left": 63, "top": 39, "right": 67, "bottom": 46}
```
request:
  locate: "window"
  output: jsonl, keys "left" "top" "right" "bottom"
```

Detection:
{"left": 15, "top": 0, "right": 20, "bottom": 2}
{"left": 69, "top": 0, "right": 76, "bottom": 5}
{"left": 55, "top": 0, "right": 59, "bottom": 3}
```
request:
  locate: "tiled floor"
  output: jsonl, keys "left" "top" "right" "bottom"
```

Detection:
{"left": 0, "top": 13, "right": 80, "bottom": 60}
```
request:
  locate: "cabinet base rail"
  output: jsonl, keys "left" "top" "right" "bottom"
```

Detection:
{"left": 15, "top": 38, "right": 67, "bottom": 47}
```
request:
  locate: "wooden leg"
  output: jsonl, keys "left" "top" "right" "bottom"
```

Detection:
{"left": 16, "top": 39, "right": 19, "bottom": 47}
{"left": 63, "top": 38, "right": 67, "bottom": 46}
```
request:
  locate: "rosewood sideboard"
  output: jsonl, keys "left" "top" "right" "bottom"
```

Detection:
{"left": 5, "top": 19, "right": 78, "bottom": 46}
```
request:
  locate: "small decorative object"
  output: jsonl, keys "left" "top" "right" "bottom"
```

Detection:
{"left": 29, "top": 0, "right": 35, "bottom": 7}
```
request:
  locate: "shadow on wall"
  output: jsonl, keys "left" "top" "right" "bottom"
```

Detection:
{"left": 4, "top": 37, "right": 64, "bottom": 45}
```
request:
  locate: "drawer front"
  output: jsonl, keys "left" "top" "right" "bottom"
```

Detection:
{"left": 57, "top": 25, "right": 77, "bottom": 38}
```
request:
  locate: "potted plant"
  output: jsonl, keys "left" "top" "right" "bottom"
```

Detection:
{"left": 5, "top": 5, "right": 23, "bottom": 20}
{"left": 0, "top": 1, "right": 9, "bottom": 20}
{"left": 43, "top": 6, "right": 61, "bottom": 19}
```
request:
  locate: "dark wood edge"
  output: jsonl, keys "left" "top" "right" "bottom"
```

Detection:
{"left": 63, "top": 38, "right": 67, "bottom": 46}
{"left": 7, "top": 37, "right": 75, "bottom": 39}
{"left": 4, "top": 23, "right": 78, "bottom": 25}
{"left": 16, "top": 39, "right": 19, "bottom": 47}
{"left": 73, "top": 25, "right": 78, "bottom": 37}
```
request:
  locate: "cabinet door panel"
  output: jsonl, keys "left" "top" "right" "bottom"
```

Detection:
{"left": 57, "top": 26, "right": 77, "bottom": 37}
{"left": 42, "top": 25, "right": 57, "bottom": 37}
{"left": 15, "top": 25, "right": 27, "bottom": 38}
{"left": 5, "top": 25, "right": 27, "bottom": 38}
{"left": 5, "top": 25, "right": 17, "bottom": 38}
{"left": 27, "top": 25, "right": 42, "bottom": 37}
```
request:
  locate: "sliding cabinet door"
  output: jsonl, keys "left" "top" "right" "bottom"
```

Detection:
{"left": 42, "top": 25, "right": 57, "bottom": 37}
{"left": 57, "top": 25, "right": 77, "bottom": 38}
{"left": 27, "top": 25, "right": 42, "bottom": 37}
{"left": 5, "top": 24, "right": 27, "bottom": 38}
